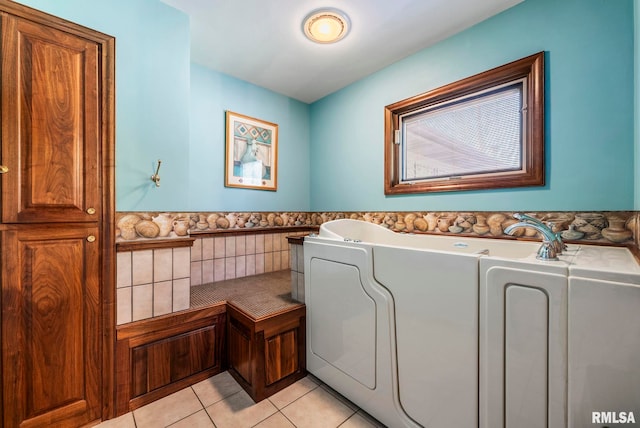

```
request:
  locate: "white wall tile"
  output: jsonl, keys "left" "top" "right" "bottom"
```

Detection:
{"left": 246, "top": 254, "right": 256, "bottom": 276}
{"left": 132, "top": 283, "right": 153, "bottom": 322}
{"left": 272, "top": 233, "right": 281, "bottom": 251}
{"left": 264, "top": 234, "right": 273, "bottom": 252}
{"left": 273, "top": 251, "right": 281, "bottom": 271}
{"left": 297, "top": 273, "right": 305, "bottom": 303}
{"left": 289, "top": 246, "right": 297, "bottom": 273}
{"left": 132, "top": 250, "right": 153, "bottom": 285}
{"left": 225, "top": 236, "right": 236, "bottom": 258}
{"left": 191, "top": 261, "right": 202, "bottom": 286}
{"left": 235, "top": 235, "right": 246, "bottom": 256}
{"left": 236, "top": 255, "right": 246, "bottom": 278}
{"left": 225, "top": 257, "right": 236, "bottom": 280}
{"left": 215, "top": 237, "right": 226, "bottom": 259}
{"left": 153, "top": 280, "right": 173, "bottom": 316}
{"left": 264, "top": 252, "right": 273, "bottom": 273}
{"left": 202, "top": 238, "right": 214, "bottom": 260}
{"left": 173, "top": 247, "right": 191, "bottom": 279}
{"left": 191, "top": 238, "right": 202, "bottom": 261}
{"left": 116, "top": 286, "right": 132, "bottom": 325}
{"left": 255, "top": 253, "right": 264, "bottom": 274}
{"left": 297, "top": 245, "right": 304, "bottom": 273}
{"left": 116, "top": 251, "right": 132, "bottom": 288}
{"left": 245, "top": 235, "right": 256, "bottom": 255}
{"left": 255, "top": 234, "right": 265, "bottom": 254}
{"left": 202, "top": 259, "right": 214, "bottom": 283}
{"left": 173, "top": 278, "right": 190, "bottom": 312}
{"left": 214, "top": 258, "right": 225, "bottom": 282}
{"left": 154, "top": 248, "right": 173, "bottom": 282}
{"left": 290, "top": 271, "right": 298, "bottom": 301}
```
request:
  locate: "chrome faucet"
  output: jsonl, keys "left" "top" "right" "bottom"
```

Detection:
{"left": 504, "top": 214, "right": 560, "bottom": 261}
{"left": 512, "top": 213, "right": 567, "bottom": 253}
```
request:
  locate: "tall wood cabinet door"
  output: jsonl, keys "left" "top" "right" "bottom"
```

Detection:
{"left": 0, "top": 13, "right": 101, "bottom": 223}
{"left": 1, "top": 225, "right": 101, "bottom": 427}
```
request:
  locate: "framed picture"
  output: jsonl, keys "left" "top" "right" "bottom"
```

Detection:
{"left": 225, "top": 111, "right": 278, "bottom": 191}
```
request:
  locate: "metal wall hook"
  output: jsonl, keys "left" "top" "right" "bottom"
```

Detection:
{"left": 151, "top": 160, "right": 162, "bottom": 187}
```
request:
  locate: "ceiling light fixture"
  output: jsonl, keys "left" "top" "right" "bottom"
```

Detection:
{"left": 302, "top": 8, "right": 350, "bottom": 44}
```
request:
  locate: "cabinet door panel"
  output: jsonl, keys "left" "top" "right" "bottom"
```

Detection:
{"left": 1, "top": 14, "right": 100, "bottom": 223}
{"left": 228, "top": 317, "right": 252, "bottom": 384}
{"left": 265, "top": 329, "right": 298, "bottom": 385}
{"left": 1, "top": 226, "right": 101, "bottom": 427}
{"left": 131, "top": 324, "right": 222, "bottom": 398}
{"left": 480, "top": 262, "right": 567, "bottom": 428}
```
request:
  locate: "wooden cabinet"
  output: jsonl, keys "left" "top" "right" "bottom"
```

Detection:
{"left": 0, "top": 1, "right": 115, "bottom": 426}
{"left": 0, "top": 8, "right": 103, "bottom": 224}
{"left": 115, "top": 306, "right": 227, "bottom": 414}
{"left": 1, "top": 225, "right": 102, "bottom": 427}
{"left": 227, "top": 304, "right": 306, "bottom": 402}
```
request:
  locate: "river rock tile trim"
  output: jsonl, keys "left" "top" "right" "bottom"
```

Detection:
{"left": 116, "top": 211, "right": 639, "bottom": 247}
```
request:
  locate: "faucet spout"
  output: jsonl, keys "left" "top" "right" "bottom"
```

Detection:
{"left": 504, "top": 218, "right": 560, "bottom": 261}
{"left": 510, "top": 213, "right": 566, "bottom": 255}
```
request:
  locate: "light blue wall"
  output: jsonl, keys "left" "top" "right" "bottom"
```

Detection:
{"left": 15, "top": 0, "right": 192, "bottom": 211}
{"left": 310, "top": 0, "right": 635, "bottom": 212}
{"left": 636, "top": 0, "right": 640, "bottom": 210}
{"left": 188, "top": 64, "right": 310, "bottom": 211}
{"left": 15, "top": 0, "right": 636, "bottom": 213}
{"left": 14, "top": 0, "right": 311, "bottom": 212}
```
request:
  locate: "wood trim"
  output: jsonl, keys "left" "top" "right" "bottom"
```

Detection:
{"left": 101, "top": 31, "right": 117, "bottom": 422}
{"left": 228, "top": 301, "right": 305, "bottom": 324}
{"left": 286, "top": 236, "right": 306, "bottom": 245}
{"left": 116, "top": 304, "right": 226, "bottom": 340}
{"left": 116, "top": 237, "right": 196, "bottom": 252}
{"left": 189, "top": 226, "right": 317, "bottom": 238}
{"left": 0, "top": 0, "right": 114, "bottom": 42}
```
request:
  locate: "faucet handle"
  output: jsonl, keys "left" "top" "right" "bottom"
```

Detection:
{"left": 546, "top": 221, "right": 568, "bottom": 252}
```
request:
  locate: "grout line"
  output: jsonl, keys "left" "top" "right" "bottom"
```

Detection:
{"left": 278, "top": 410, "right": 298, "bottom": 428}
{"left": 189, "top": 386, "right": 217, "bottom": 427}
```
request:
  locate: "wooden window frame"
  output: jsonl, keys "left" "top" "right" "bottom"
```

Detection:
{"left": 384, "top": 51, "right": 545, "bottom": 195}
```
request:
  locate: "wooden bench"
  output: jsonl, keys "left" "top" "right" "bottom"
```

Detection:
{"left": 115, "top": 270, "right": 305, "bottom": 414}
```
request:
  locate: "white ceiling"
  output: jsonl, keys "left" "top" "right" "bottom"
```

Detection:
{"left": 160, "top": 0, "right": 523, "bottom": 104}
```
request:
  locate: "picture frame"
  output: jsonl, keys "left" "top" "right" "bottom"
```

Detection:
{"left": 225, "top": 111, "right": 278, "bottom": 191}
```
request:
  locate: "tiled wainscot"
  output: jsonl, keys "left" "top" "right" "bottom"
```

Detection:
{"left": 116, "top": 244, "right": 192, "bottom": 324}
{"left": 288, "top": 235, "right": 305, "bottom": 303}
{"left": 116, "top": 230, "right": 310, "bottom": 326}
{"left": 115, "top": 210, "right": 640, "bottom": 326}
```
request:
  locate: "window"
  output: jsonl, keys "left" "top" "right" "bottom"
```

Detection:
{"left": 384, "top": 52, "right": 545, "bottom": 194}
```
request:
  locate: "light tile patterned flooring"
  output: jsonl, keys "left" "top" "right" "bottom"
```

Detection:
{"left": 97, "top": 372, "right": 386, "bottom": 428}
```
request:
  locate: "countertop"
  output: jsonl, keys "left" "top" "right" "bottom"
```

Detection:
{"left": 190, "top": 270, "right": 303, "bottom": 320}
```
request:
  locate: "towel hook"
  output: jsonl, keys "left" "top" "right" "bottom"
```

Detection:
{"left": 151, "top": 160, "right": 162, "bottom": 187}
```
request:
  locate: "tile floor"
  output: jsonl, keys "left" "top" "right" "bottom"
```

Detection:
{"left": 97, "top": 372, "right": 386, "bottom": 428}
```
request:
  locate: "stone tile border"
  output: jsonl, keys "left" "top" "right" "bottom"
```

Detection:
{"left": 116, "top": 211, "right": 639, "bottom": 247}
